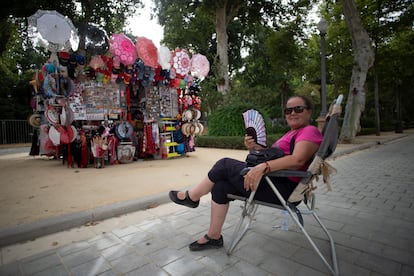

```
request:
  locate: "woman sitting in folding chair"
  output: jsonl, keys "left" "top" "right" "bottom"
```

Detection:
{"left": 169, "top": 95, "right": 323, "bottom": 251}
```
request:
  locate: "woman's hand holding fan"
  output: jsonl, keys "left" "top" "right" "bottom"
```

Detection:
{"left": 243, "top": 109, "right": 267, "bottom": 148}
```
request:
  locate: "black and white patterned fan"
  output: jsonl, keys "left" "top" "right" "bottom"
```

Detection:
{"left": 243, "top": 109, "right": 266, "bottom": 147}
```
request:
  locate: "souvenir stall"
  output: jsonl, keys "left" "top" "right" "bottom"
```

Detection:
{"left": 27, "top": 10, "right": 209, "bottom": 168}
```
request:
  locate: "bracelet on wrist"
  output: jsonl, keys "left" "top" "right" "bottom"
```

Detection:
{"left": 264, "top": 161, "right": 271, "bottom": 174}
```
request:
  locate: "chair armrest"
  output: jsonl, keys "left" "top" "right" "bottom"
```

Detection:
{"left": 240, "top": 167, "right": 311, "bottom": 178}
{"left": 267, "top": 170, "right": 312, "bottom": 178}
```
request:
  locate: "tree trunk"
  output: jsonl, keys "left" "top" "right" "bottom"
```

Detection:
{"left": 215, "top": 4, "right": 230, "bottom": 94}
{"left": 339, "top": 0, "right": 375, "bottom": 143}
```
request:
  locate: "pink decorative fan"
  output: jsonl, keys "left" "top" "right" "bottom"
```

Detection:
{"left": 109, "top": 33, "right": 137, "bottom": 66}
{"left": 190, "top": 54, "right": 210, "bottom": 79}
{"left": 171, "top": 48, "right": 191, "bottom": 77}
{"left": 243, "top": 109, "right": 266, "bottom": 147}
{"left": 135, "top": 36, "right": 158, "bottom": 68}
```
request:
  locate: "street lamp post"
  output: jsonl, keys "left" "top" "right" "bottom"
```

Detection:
{"left": 395, "top": 79, "right": 403, "bottom": 133}
{"left": 317, "top": 18, "right": 328, "bottom": 131}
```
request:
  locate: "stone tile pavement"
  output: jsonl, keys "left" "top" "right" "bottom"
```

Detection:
{"left": 1, "top": 130, "right": 414, "bottom": 275}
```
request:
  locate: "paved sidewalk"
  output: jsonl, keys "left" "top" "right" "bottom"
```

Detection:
{"left": 0, "top": 130, "right": 413, "bottom": 275}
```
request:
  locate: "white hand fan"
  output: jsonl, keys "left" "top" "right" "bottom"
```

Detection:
{"left": 243, "top": 109, "right": 266, "bottom": 147}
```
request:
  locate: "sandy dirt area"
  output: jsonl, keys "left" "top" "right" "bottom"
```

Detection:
{"left": 0, "top": 147, "right": 248, "bottom": 229}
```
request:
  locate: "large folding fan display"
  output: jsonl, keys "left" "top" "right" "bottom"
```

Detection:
{"left": 243, "top": 109, "right": 266, "bottom": 148}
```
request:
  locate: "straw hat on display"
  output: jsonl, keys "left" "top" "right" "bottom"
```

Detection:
{"left": 28, "top": 113, "right": 42, "bottom": 128}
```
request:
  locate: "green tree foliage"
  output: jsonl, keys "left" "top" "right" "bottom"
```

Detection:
{"left": 74, "top": 0, "right": 143, "bottom": 35}
{"left": 154, "top": 0, "right": 316, "bottom": 94}
{"left": 207, "top": 102, "right": 270, "bottom": 137}
{"left": 360, "top": 0, "right": 414, "bottom": 128}
{"left": 320, "top": 3, "right": 353, "bottom": 97}
{"left": 230, "top": 24, "right": 281, "bottom": 118}
{"left": 374, "top": 29, "right": 414, "bottom": 128}
{"left": 226, "top": 84, "right": 279, "bottom": 119}
{"left": 264, "top": 26, "right": 304, "bottom": 117}
{"left": 309, "top": 0, "right": 413, "bottom": 132}
{"left": 197, "top": 78, "right": 223, "bottom": 118}
{"left": 0, "top": 18, "right": 35, "bottom": 119}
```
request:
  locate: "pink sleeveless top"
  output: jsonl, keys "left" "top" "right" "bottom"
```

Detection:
{"left": 272, "top": 125, "right": 323, "bottom": 182}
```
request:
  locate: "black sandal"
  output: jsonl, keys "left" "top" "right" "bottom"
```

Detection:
{"left": 169, "top": 190, "right": 200, "bottom": 208}
{"left": 189, "top": 234, "right": 223, "bottom": 251}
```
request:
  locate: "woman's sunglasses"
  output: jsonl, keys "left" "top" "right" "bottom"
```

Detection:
{"left": 284, "top": 105, "right": 309, "bottom": 115}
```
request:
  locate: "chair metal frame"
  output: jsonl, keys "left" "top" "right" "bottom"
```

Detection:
{"left": 227, "top": 171, "right": 339, "bottom": 275}
{"left": 227, "top": 96, "right": 343, "bottom": 276}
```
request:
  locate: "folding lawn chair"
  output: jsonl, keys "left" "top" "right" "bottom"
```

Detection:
{"left": 227, "top": 95, "right": 343, "bottom": 276}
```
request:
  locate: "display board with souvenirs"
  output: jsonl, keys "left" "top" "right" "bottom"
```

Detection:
{"left": 27, "top": 11, "right": 209, "bottom": 168}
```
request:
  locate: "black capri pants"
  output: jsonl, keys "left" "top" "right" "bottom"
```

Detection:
{"left": 207, "top": 157, "right": 299, "bottom": 205}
